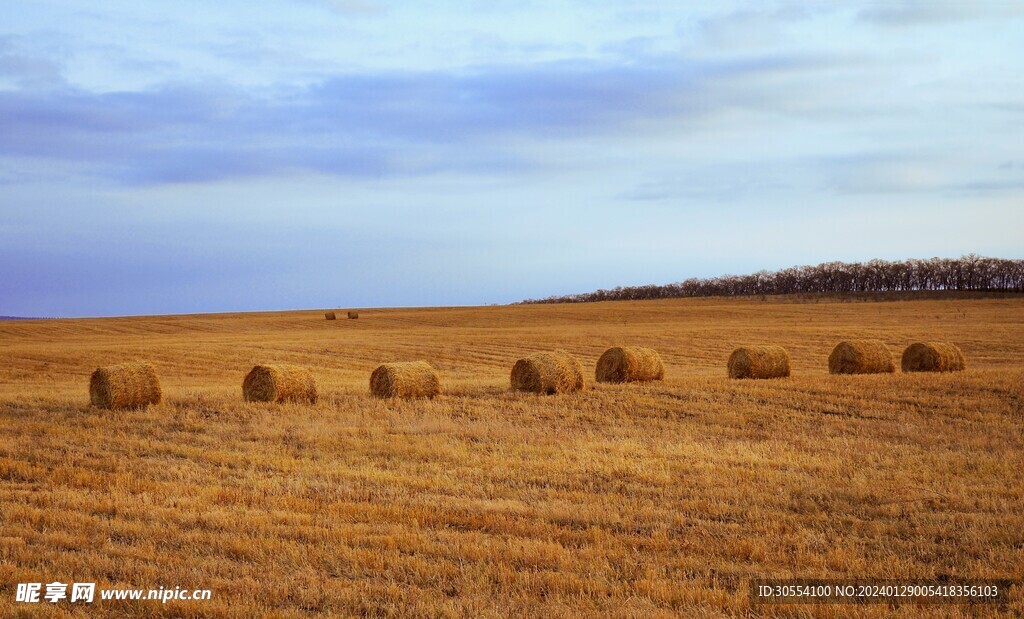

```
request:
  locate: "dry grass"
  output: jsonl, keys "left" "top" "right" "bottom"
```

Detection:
{"left": 828, "top": 340, "right": 896, "bottom": 375}
{"left": 1, "top": 297, "right": 1022, "bottom": 617}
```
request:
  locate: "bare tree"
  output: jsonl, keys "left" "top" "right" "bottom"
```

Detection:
{"left": 521, "top": 255, "right": 1024, "bottom": 304}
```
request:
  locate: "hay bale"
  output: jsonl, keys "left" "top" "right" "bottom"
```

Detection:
{"left": 325, "top": 311, "right": 336, "bottom": 320}
{"left": 89, "top": 362, "right": 161, "bottom": 410}
{"left": 242, "top": 364, "right": 318, "bottom": 403}
{"left": 595, "top": 346, "right": 665, "bottom": 383}
{"left": 828, "top": 339, "right": 895, "bottom": 374}
{"left": 510, "top": 350, "right": 585, "bottom": 394}
{"left": 347, "top": 311, "right": 359, "bottom": 319}
{"left": 727, "top": 346, "right": 791, "bottom": 379}
{"left": 370, "top": 361, "right": 440, "bottom": 399}
{"left": 901, "top": 342, "right": 966, "bottom": 373}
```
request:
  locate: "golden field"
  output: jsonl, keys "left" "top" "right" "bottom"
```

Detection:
{"left": 1, "top": 297, "right": 1022, "bottom": 617}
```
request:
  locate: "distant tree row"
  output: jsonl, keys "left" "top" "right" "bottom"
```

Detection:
{"left": 520, "top": 255, "right": 1024, "bottom": 304}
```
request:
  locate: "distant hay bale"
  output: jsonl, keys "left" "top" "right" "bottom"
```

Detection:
{"left": 370, "top": 361, "right": 440, "bottom": 399}
{"left": 511, "top": 350, "right": 585, "bottom": 394}
{"left": 89, "top": 362, "right": 161, "bottom": 410}
{"left": 595, "top": 346, "right": 665, "bottom": 383}
{"left": 727, "top": 346, "right": 791, "bottom": 379}
{"left": 242, "top": 364, "right": 318, "bottom": 403}
{"left": 901, "top": 342, "right": 966, "bottom": 373}
{"left": 828, "top": 340, "right": 895, "bottom": 375}
{"left": 347, "top": 311, "right": 359, "bottom": 319}
{"left": 325, "top": 311, "right": 336, "bottom": 320}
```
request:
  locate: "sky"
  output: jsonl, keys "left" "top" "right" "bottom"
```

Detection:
{"left": 2, "top": 1, "right": 1023, "bottom": 317}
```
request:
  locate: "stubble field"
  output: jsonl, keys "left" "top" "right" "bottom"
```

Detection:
{"left": 1, "top": 297, "right": 1022, "bottom": 617}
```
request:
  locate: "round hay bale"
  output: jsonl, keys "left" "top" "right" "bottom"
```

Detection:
{"left": 727, "top": 346, "right": 791, "bottom": 379}
{"left": 325, "top": 311, "right": 336, "bottom": 320}
{"left": 595, "top": 346, "right": 665, "bottom": 383}
{"left": 242, "top": 364, "right": 318, "bottom": 403}
{"left": 828, "top": 339, "right": 895, "bottom": 374}
{"left": 347, "top": 311, "right": 359, "bottom": 319}
{"left": 370, "top": 361, "right": 440, "bottom": 399}
{"left": 90, "top": 362, "right": 162, "bottom": 410}
{"left": 901, "top": 342, "right": 966, "bottom": 373}
{"left": 510, "top": 350, "right": 585, "bottom": 394}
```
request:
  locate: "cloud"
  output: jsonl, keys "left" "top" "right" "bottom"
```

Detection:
{"left": 826, "top": 156, "right": 945, "bottom": 194}
{"left": 272, "top": 0, "right": 384, "bottom": 17}
{"left": 687, "top": 4, "right": 838, "bottom": 52}
{"left": 620, "top": 164, "right": 793, "bottom": 202}
{"left": 820, "top": 152, "right": 1024, "bottom": 196}
{"left": 0, "top": 53, "right": 830, "bottom": 185}
{"left": 325, "top": 0, "right": 385, "bottom": 16}
{"left": 857, "top": 1, "right": 1023, "bottom": 26}
{"left": 0, "top": 36, "right": 65, "bottom": 89}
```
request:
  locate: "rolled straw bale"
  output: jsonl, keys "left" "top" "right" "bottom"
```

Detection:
{"left": 595, "top": 346, "right": 665, "bottom": 383}
{"left": 901, "top": 342, "right": 966, "bottom": 373}
{"left": 828, "top": 340, "right": 895, "bottom": 375}
{"left": 511, "top": 350, "right": 585, "bottom": 394}
{"left": 325, "top": 311, "right": 336, "bottom": 320}
{"left": 89, "top": 362, "right": 162, "bottom": 410}
{"left": 243, "top": 364, "right": 318, "bottom": 403}
{"left": 370, "top": 361, "right": 440, "bottom": 399}
{"left": 347, "top": 311, "right": 359, "bottom": 319}
{"left": 727, "top": 346, "right": 791, "bottom": 379}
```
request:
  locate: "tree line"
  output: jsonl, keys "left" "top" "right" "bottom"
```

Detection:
{"left": 520, "top": 255, "right": 1024, "bottom": 304}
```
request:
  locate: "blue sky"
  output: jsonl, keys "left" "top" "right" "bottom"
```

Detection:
{"left": 2, "top": 1, "right": 1023, "bottom": 316}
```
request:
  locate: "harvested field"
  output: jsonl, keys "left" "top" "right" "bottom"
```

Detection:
{"left": 1, "top": 297, "right": 1022, "bottom": 617}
